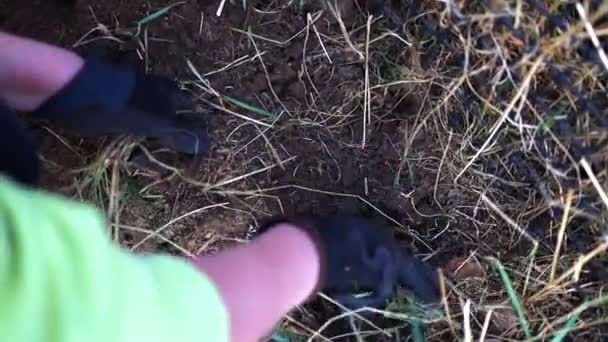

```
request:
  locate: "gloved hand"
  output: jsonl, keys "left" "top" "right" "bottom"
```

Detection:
{"left": 0, "top": 103, "right": 40, "bottom": 186}
{"left": 261, "top": 215, "right": 440, "bottom": 309}
{"left": 32, "top": 57, "right": 208, "bottom": 155}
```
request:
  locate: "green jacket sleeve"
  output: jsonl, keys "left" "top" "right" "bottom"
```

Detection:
{"left": 0, "top": 177, "right": 229, "bottom": 342}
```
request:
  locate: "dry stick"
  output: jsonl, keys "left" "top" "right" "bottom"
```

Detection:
{"left": 216, "top": 0, "right": 227, "bottom": 16}
{"left": 529, "top": 237, "right": 608, "bottom": 302}
{"left": 440, "top": 269, "right": 458, "bottom": 338}
{"left": 463, "top": 299, "right": 472, "bottom": 342}
{"left": 310, "top": 293, "right": 390, "bottom": 341}
{"left": 349, "top": 316, "right": 372, "bottom": 340}
{"left": 455, "top": 56, "right": 545, "bottom": 183}
{"left": 303, "top": 13, "right": 321, "bottom": 96}
{"left": 396, "top": 72, "right": 469, "bottom": 185}
{"left": 246, "top": 33, "right": 292, "bottom": 116}
{"left": 370, "top": 79, "right": 433, "bottom": 89}
{"left": 176, "top": 156, "right": 294, "bottom": 199}
{"left": 186, "top": 59, "right": 221, "bottom": 97}
{"left": 576, "top": 2, "right": 608, "bottom": 72}
{"left": 131, "top": 202, "right": 229, "bottom": 251}
{"left": 254, "top": 125, "right": 284, "bottom": 170}
{"left": 201, "top": 155, "right": 297, "bottom": 192}
{"left": 434, "top": 132, "right": 453, "bottom": 209}
{"left": 521, "top": 242, "right": 539, "bottom": 299}
{"left": 514, "top": 0, "right": 523, "bottom": 27}
{"left": 310, "top": 13, "right": 332, "bottom": 63}
{"left": 72, "top": 21, "right": 125, "bottom": 48}
{"left": 367, "top": 30, "right": 412, "bottom": 46}
{"left": 352, "top": 307, "right": 443, "bottom": 322}
{"left": 550, "top": 190, "right": 574, "bottom": 282}
{"left": 580, "top": 159, "right": 608, "bottom": 211}
{"left": 535, "top": 294, "right": 608, "bottom": 338}
{"left": 116, "top": 224, "right": 194, "bottom": 257}
{"left": 452, "top": 251, "right": 479, "bottom": 276}
{"left": 42, "top": 127, "right": 82, "bottom": 157}
{"left": 206, "top": 100, "right": 274, "bottom": 128}
{"left": 108, "top": 161, "right": 121, "bottom": 241}
{"left": 203, "top": 52, "right": 267, "bottom": 77}
{"left": 362, "top": 15, "right": 373, "bottom": 148}
{"left": 481, "top": 194, "right": 539, "bottom": 245}
{"left": 555, "top": 237, "right": 608, "bottom": 284}
{"left": 233, "top": 116, "right": 283, "bottom": 156}
{"left": 325, "top": 1, "right": 364, "bottom": 60}
{"left": 196, "top": 235, "right": 220, "bottom": 255}
{"left": 283, "top": 315, "right": 332, "bottom": 342}
{"left": 306, "top": 311, "right": 370, "bottom": 342}
{"left": 231, "top": 11, "right": 324, "bottom": 47}
{"left": 479, "top": 309, "right": 493, "bottom": 342}
{"left": 481, "top": 193, "right": 540, "bottom": 298}
{"left": 186, "top": 59, "right": 275, "bottom": 127}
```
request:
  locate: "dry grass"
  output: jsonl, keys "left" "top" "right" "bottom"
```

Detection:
{"left": 31, "top": 0, "right": 608, "bottom": 340}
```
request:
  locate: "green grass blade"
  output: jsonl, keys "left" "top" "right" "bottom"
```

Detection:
{"left": 542, "top": 115, "right": 555, "bottom": 131}
{"left": 224, "top": 95, "right": 278, "bottom": 119}
{"left": 270, "top": 334, "right": 290, "bottom": 342}
{"left": 135, "top": 2, "right": 185, "bottom": 27}
{"left": 550, "top": 311, "right": 581, "bottom": 342}
{"left": 410, "top": 318, "right": 425, "bottom": 342}
{"left": 488, "top": 257, "right": 532, "bottom": 338}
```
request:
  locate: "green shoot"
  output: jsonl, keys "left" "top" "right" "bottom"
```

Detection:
{"left": 488, "top": 257, "right": 532, "bottom": 338}
{"left": 224, "top": 95, "right": 278, "bottom": 119}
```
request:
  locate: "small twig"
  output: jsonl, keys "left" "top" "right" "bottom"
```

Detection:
{"left": 201, "top": 156, "right": 297, "bottom": 192}
{"left": 216, "top": 0, "right": 227, "bottom": 16}
{"left": 550, "top": 190, "right": 574, "bottom": 282}
{"left": 479, "top": 309, "right": 493, "bottom": 342}
{"left": 434, "top": 132, "right": 453, "bottom": 208}
{"left": 116, "top": 224, "right": 194, "bottom": 257}
{"left": 131, "top": 202, "right": 229, "bottom": 251}
{"left": 362, "top": 15, "right": 373, "bottom": 148}
{"left": 310, "top": 13, "right": 332, "bottom": 63}
{"left": 481, "top": 194, "right": 539, "bottom": 246}
{"left": 309, "top": 293, "right": 391, "bottom": 341}
{"left": 576, "top": 2, "right": 608, "bottom": 73}
{"left": 440, "top": 269, "right": 458, "bottom": 338}
{"left": 108, "top": 161, "right": 121, "bottom": 241}
{"left": 463, "top": 299, "right": 472, "bottom": 342}
{"left": 530, "top": 236, "right": 608, "bottom": 302}
{"left": 325, "top": 1, "right": 365, "bottom": 60}
{"left": 455, "top": 56, "right": 544, "bottom": 183}
{"left": 580, "top": 158, "right": 608, "bottom": 211}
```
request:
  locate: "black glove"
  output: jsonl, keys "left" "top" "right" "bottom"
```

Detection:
{"left": 0, "top": 104, "right": 40, "bottom": 186}
{"left": 32, "top": 57, "right": 208, "bottom": 155}
{"left": 261, "top": 215, "right": 440, "bottom": 309}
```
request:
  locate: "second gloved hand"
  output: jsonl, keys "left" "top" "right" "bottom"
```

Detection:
{"left": 32, "top": 57, "right": 208, "bottom": 155}
{"left": 261, "top": 215, "right": 441, "bottom": 310}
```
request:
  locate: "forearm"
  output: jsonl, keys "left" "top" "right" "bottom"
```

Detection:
{"left": 0, "top": 31, "right": 83, "bottom": 111}
{"left": 193, "top": 224, "right": 321, "bottom": 341}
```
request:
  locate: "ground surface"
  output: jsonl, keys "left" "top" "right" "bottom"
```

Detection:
{"left": 2, "top": 0, "right": 608, "bottom": 340}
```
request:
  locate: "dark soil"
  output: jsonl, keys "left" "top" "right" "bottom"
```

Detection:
{"left": 2, "top": 0, "right": 458, "bottom": 253}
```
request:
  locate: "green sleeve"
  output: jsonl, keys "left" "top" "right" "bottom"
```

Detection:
{"left": 0, "top": 177, "right": 229, "bottom": 342}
